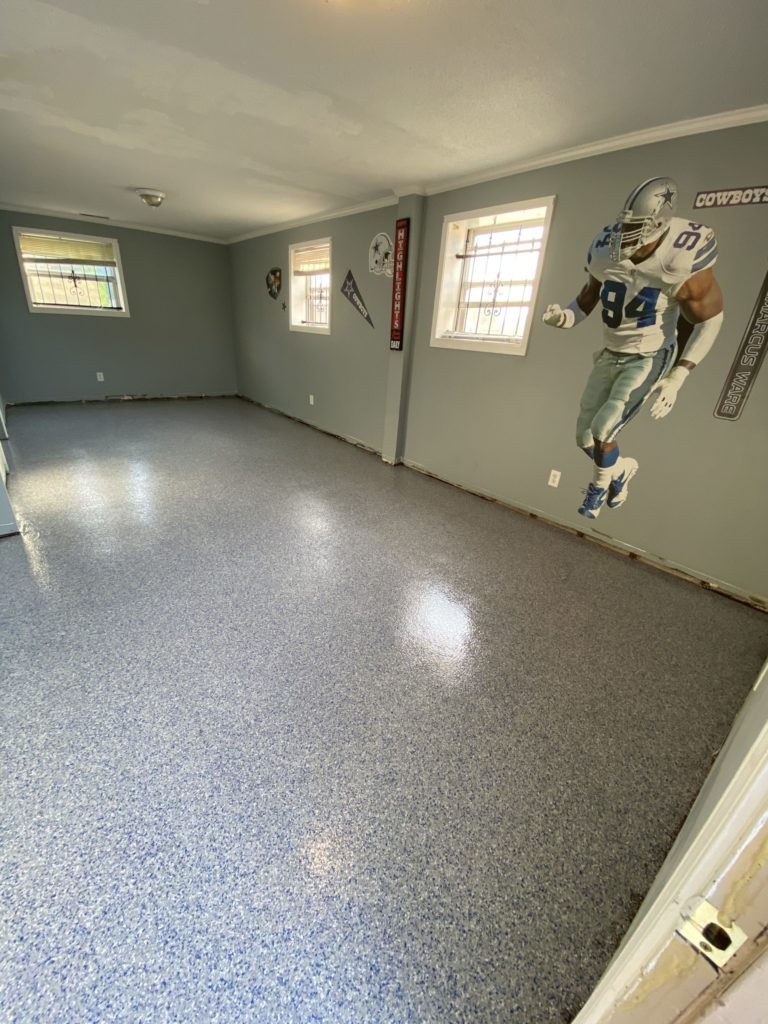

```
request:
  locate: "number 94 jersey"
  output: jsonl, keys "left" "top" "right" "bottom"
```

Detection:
{"left": 585, "top": 216, "right": 718, "bottom": 355}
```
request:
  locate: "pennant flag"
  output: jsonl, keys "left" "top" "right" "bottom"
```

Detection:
{"left": 340, "top": 270, "right": 374, "bottom": 328}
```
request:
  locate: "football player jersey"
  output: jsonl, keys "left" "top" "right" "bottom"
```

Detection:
{"left": 585, "top": 216, "right": 718, "bottom": 354}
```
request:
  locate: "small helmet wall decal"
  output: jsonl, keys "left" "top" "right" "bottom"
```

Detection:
{"left": 369, "top": 233, "right": 394, "bottom": 277}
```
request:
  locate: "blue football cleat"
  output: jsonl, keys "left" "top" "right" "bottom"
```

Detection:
{"left": 578, "top": 482, "right": 608, "bottom": 519}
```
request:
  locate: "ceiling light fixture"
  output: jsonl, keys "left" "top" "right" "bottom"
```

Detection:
{"left": 135, "top": 188, "right": 166, "bottom": 208}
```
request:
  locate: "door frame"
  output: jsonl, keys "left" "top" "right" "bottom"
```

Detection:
{"left": 574, "top": 656, "right": 768, "bottom": 1023}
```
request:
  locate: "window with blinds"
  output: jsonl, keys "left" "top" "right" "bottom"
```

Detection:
{"left": 430, "top": 197, "right": 555, "bottom": 357}
{"left": 289, "top": 238, "right": 331, "bottom": 334}
{"left": 13, "top": 228, "right": 129, "bottom": 316}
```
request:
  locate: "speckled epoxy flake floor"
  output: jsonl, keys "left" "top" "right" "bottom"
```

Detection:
{"left": 1, "top": 399, "right": 766, "bottom": 1024}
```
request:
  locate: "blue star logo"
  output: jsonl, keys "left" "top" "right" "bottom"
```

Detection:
{"left": 657, "top": 186, "right": 676, "bottom": 207}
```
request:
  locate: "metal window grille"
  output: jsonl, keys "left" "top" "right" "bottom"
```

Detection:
{"left": 23, "top": 260, "right": 122, "bottom": 310}
{"left": 305, "top": 272, "right": 330, "bottom": 326}
{"left": 17, "top": 232, "right": 124, "bottom": 311}
{"left": 453, "top": 223, "right": 544, "bottom": 340}
{"left": 291, "top": 240, "right": 331, "bottom": 329}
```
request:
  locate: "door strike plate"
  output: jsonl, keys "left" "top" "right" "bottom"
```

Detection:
{"left": 676, "top": 897, "right": 748, "bottom": 968}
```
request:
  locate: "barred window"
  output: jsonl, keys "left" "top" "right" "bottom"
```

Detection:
{"left": 431, "top": 197, "right": 555, "bottom": 356}
{"left": 289, "top": 239, "right": 331, "bottom": 334}
{"left": 14, "top": 228, "right": 129, "bottom": 317}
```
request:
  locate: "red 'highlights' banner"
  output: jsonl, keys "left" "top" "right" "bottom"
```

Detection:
{"left": 390, "top": 218, "right": 410, "bottom": 350}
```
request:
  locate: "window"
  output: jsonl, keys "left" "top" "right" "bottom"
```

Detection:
{"left": 289, "top": 238, "right": 331, "bottom": 334}
{"left": 13, "top": 227, "right": 129, "bottom": 317}
{"left": 431, "top": 196, "right": 555, "bottom": 356}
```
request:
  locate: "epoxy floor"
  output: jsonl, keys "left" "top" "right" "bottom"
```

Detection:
{"left": 1, "top": 398, "right": 766, "bottom": 1024}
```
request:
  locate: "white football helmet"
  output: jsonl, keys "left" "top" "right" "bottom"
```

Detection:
{"left": 369, "top": 232, "right": 394, "bottom": 276}
{"left": 609, "top": 176, "right": 678, "bottom": 261}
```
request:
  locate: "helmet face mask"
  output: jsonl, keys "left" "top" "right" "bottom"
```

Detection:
{"left": 608, "top": 177, "right": 679, "bottom": 262}
{"left": 609, "top": 215, "right": 659, "bottom": 261}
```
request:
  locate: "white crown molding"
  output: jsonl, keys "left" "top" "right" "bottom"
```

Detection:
{"left": 392, "top": 184, "right": 428, "bottom": 199}
{"left": 424, "top": 105, "right": 768, "bottom": 197}
{"left": 226, "top": 195, "right": 399, "bottom": 245}
{"left": 4, "top": 107, "right": 764, "bottom": 247}
{"left": 0, "top": 202, "right": 225, "bottom": 244}
{"left": 227, "top": 105, "right": 767, "bottom": 244}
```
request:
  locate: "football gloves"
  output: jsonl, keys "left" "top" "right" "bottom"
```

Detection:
{"left": 542, "top": 304, "right": 575, "bottom": 328}
{"left": 649, "top": 366, "right": 689, "bottom": 419}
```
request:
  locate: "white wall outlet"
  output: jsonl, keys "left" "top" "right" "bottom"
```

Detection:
{"left": 309, "top": 394, "right": 314, "bottom": 405}
{"left": 548, "top": 469, "right": 561, "bottom": 488}
{"left": 96, "top": 372, "right": 104, "bottom": 382}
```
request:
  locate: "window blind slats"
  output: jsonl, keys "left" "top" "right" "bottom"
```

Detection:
{"left": 292, "top": 244, "right": 330, "bottom": 276}
{"left": 19, "top": 233, "right": 117, "bottom": 266}
{"left": 23, "top": 257, "right": 117, "bottom": 267}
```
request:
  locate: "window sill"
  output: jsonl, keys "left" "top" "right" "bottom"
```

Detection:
{"left": 26, "top": 305, "right": 130, "bottom": 318}
{"left": 431, "top": 334, "right": 527, "bottom": 356}
{"left": 289, "top": 323, "right": 331, "bottom": 336}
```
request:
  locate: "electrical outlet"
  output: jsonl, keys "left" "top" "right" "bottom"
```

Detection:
{"left": 548, "top": 469, "right": 561, "bottom": 488}
{"left": 309, "top": 394, "right": 314, "bottom": 406}
{"left": 96, "top": 372, "right": 104, "bottom": 382}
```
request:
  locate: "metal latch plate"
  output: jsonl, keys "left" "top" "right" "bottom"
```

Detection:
{"left": 676, "top": 897, "right": 748, "bottom": 968}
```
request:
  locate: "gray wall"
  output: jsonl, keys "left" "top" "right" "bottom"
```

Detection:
{"left": 11, "top": 127, "right": 761, "bottom": 598}
{"left": 231, "top": 207, "right": 398, "bottom": 452}
{"left": 0, "top": 210, "right": 237, "bottom": 403}
{"left": 230, "top": 122, "right": 768, "bottom": 601}
{"left": 403, "top": 123, "right": 768, "bottom": 601}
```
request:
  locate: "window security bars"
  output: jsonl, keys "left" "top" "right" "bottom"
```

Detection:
{"left": 453, "top": 224, "right": 544, "bottom": 340}
{"left": 305, "top": 273, "right": 330, "bottom": 327}
{"left": 22, "top": 260, "right": 122, "bottom": 310}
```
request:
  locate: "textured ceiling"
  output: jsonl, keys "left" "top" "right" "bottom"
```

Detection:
{"left": 1, "top": 0, "right": 767, "bottom": 241}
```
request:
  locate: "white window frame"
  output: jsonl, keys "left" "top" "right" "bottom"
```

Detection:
{"left": 13, "top": 226, "right": 130, "bottom": 318}
{"left": 289, "top": 237, "right": 332, "bottom": 335}
{"left": 430, "top": 196, "right": 555, "bottom": 356}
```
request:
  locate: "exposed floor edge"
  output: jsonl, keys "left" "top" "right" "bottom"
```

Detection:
{"left": 237, "top": 397, "right": 766, "bottom": 613}
{"left": 400, "top": 459, "right": 768, "bottom": 615}
{"left": 236, "top": 394, "right": 383, "bottom": 457}
{"left": 9, "top": 393, "right": 239, "bottom": 406}
{"left": 7, "top": 394, "right": 765, "bottom": 612}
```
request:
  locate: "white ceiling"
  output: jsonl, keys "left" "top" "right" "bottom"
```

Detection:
{"left": 1, "top": 0, "right": 767, "bottom": 243}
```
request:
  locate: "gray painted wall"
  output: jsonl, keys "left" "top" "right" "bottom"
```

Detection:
{"left": 403, "top": 123, "right": 768, "bottom": 600}
{"left": 229, "top": 123, "right": 767, "bottom": 600}
{"left": 231, "top": 207, "right": 398, "bottom": 452}
{"left": 10, "top": 127, "right": 761, "bottom": 598}
{"left": 0, "top": 210, "right": 237, "bottom": 403}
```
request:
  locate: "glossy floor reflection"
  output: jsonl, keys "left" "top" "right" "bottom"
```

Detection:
{"left": 1, "top": 398, "right": 766, "bottom": 1024}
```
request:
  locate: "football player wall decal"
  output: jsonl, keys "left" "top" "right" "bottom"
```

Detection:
{"left": 542, "top": 176, "right": 724, "bottom": 520}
